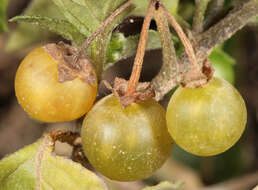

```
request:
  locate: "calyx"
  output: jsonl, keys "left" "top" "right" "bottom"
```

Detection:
{"left": 44, "top": 42, "right": 96, "bottom": 86}
{"left": 104, "top": 77, "right": 155, "bottom": 107}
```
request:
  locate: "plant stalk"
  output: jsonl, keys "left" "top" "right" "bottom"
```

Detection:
{"left": 159, "top": 2, "right": 199, "bottom": 71}
{"left": 75, "top": 0, "right": 133, "bottom": 62}
{"left": 152, "top": 5, "right": 179, "bottom": 100}
{"left": 193, "top": 0, "right": 211, "bottom": 33}
{"left": 126, "top": 0, "right": 155, "bottom": 95}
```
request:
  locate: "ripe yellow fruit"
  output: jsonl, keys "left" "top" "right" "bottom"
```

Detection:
{"left": 166, "top": 77, "right": 247, "bottom": 156}
{"left": 15, "top": 46, "right": 97, "bottom": 122}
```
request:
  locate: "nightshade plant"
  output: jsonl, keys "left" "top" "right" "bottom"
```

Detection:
{"left": 0, "top": 0, "right": 257, "bottom": 189}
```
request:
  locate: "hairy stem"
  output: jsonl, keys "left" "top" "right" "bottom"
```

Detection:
{"left": 126, "top": 0, "right": 155, "bottom": 95}
{"left": 159, "top": 2, "right": 199, "bottom": 70}
{"left": 91, "top": 31, "right": 110, "bottom": 78}
{"left": 153, "top": 0, "right": 258, "bottom": 101}
{"left": 204, "top": 0, "right": 225, "bottom": 29}
{"left": 77, "top": 0, "right": 132, "bottom": 56}
{"left": 196, "top": 0, "right": 258, "bottom": 62}
{"left": 193, "top": 0, "right": 211, "bottom": 33}
{"left": 75, "top": 0, "right": 133, "bottom": 77}
{"left": 152, "top": 6, "right": 179, "bottom": 101}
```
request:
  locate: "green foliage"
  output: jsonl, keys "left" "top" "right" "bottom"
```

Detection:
{"left": 0, "top": 0, "right": 8, "bottom": 32}
{"left": 9, "top": 16, "right": 85, "bottom": 45}
{"left": 131, "top": 0, "right": 179, "bottom": 16}
{"left": 119, "top": 30, "right": 162, "bottom": 61}
{"left": 209, "top": 47, "right": 235, "bottom": 84}
{"left": 7, "top": 0, "right": 134, "bottom": 77}
{"left": 6, "top": 0, "right": 63, "bottom": 51}
{"left": 50, "top": 0, "right": 133, "bottom": 76}
{"left": 106, "top": 32, "right": 126, "bottom": 64}
{"left": 51, "top": 0, "right": 100, "bottom": 36}
{"left": 0, "top": 135, "right": 107, "bottom": 190}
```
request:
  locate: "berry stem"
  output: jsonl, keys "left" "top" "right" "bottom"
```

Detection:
{"left": 159, "top": 2, "right": 200, "bottom": 71}
{"left": 126, "top": 0, "right": 155, "bottom": 95}
{"left": 75, "top": 0, "right": 133, "bottom": 62}
{"left": 152, "top": 4, "right": 179, "bottom": 100}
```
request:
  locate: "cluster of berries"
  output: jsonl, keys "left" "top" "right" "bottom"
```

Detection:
{"left": 15, "top": 44, "right": 246, "bottom": 181}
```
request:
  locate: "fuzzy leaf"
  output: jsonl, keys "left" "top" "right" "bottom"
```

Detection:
{"left": 209, "top": 47, "right": 235, "bottom": 84}
{"left": 103, "top": 0, "right": 134, "bottom": 33}
{"left": 85, "top": 0, "right": 133, "bottom": 77}
{"left": 142, "top": 181, "right": 184, "bottom": 190}
{"left": 131, "top": 0, "right": 179, "bottom": 16}
{"left": 51, "top": 0, "right": 100, "bottom": 37}
{"left": 82, "top": 0, "right": 132, "bottom": 21}
{"left": 6, "top": 0, "right": 63, "bottom": 52}
{"left": 121, "top": 30, "right": 162, "bottom": 60}
{"left": 0, "top": 0, "right": 8, "bottom": 32}
{"left": 0, "top": 135, "right": 107, "bottom": 190}
{"left": 10, "top": 15, "right": 85, "bottom": 45}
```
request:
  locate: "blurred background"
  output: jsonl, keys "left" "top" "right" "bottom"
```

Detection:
{"left": 1, "top": 0, "right": 258, "bottom": 189}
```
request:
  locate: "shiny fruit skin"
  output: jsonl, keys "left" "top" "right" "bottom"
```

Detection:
{"left": 81, "top": 95, "right": 173, "bottom": 181}
{"left": 15, "top": 47, "right": 97, "bottom": 123}
{"left": 166, "top": 77, "right": 247, "bottom": 156}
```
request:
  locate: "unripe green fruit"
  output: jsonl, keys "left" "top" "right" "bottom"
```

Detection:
{"left": 166, "top": 77, "right": 247, "bottom": 156}
{"left": 81, "top": 94, "right": 173, "bottom": 181}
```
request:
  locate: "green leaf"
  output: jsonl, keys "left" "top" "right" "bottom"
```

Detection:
{"left": 0, "top": 0, "right": 8, "bottom": 32}
{"left": 51, "top": 0, "right": 100, "bottom": 37}
{"left": 131, "top": 0, "right": 179, "bottom": 16}
{"left": 106, "top": 32, "right": 127, "bottom": 64}
{"left": 87, "top": 0, "right": 133, "bottom": 77}
{"left": 104, "top": 0, "right": 134, "bottom": 33}
{"left": 250, "top": 16, "right": 258, "bottom": 23}
{"left": 0, "top": 135, "right": 107, "bottom": 190}
{"left": 10, "top": 15, "right": 85, "bottom": 46}
{"left": 142, "top": 181, "right": 184, "bottom": 190}
{"left": 106, "top": 30, "right": 183, "bottom": 69}
{"left": 209, "top": 47, "right": 235, "bottom": 84}
{"left": 6, "top": 0, "right": 63, "bottom": 52}
{"left": 83, "top": 0, "right": 132, "bottom": 21}
{"left": 121, "top": 30, "right": 162, "bottom": 60}
{"left": 51, "top": 0, "right": 134, "bottom": 77}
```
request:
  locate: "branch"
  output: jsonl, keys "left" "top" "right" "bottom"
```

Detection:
{"left": 159, "top": 3, "right": 199, "bottom": 70}
{"left": 152, "top": 6, "right": 179, "bottom": 101}
{"left": 204, "top": 0, "right": 225, "bottom": 29}
{"left": 153, "top": 0, "right": 258, "bottom": 101}
{"left": 193, "top": 0, "right": 211, "bottom": 33}
{"left": 196, "top": 0, "right": 258, "bottom": 62}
